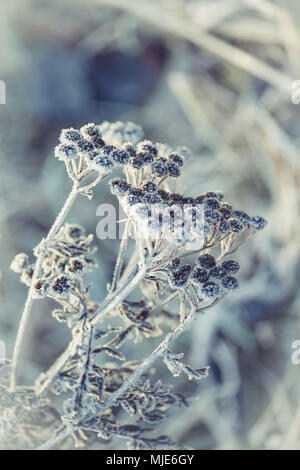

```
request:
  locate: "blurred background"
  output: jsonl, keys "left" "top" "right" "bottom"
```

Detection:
{"left": 1, "top": 0, "right": 300, "bottom": 450}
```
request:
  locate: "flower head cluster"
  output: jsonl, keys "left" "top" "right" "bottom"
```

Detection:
{"left": 110, "top": 174, "right": 267, "bottom": 243}
{"left": 55, "top": 122, "right": 144, "bottom": 178}
{"left": 164, "top": 253, "right": 240, "bottom": 301}
{"left": 191, "top": 254, "right": 240, "bottom": 299}
{"left": 11, "top": 224, "right": 96, "bottom": 305}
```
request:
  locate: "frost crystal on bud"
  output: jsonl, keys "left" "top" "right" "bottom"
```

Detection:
{"left": 66, "top": 258, "right": 85, "bottom": 277}
{"left": 142, "top": 181, "right": 157, "bottom": 193}
{"left": 80, "top": 123, "right": 100, "bottom": 141}
{"left": 192, "top": 267, "right": 210, "bottom": 284}
{"left": 167, "top": 162, "right": 180, "bottom": 178}
{"left": 201, "top": 281, "right": 220, "bottom": 298}
{"left": 198, "top": 254, "right": 216, "bottom": 269}
{"left": 222, "top": 276, "right": 239, "bottom": 290}
{"left": 222, "top": 260, "right": 240, "bottom": 274}
{"left": 168, "top": 265, "right": 192, "bottom": 288}
{"left": 168, "top": 152, "right": 184, "bottom": 167}
{"left": 55, "top": 143, "right": 78, "bottom": 161}
{"left": 110, "top": 179, "right": 131, "bottom": 196}
{"left": 150, "top": 158, "right": 168, "bottom": 177}
{"left": 210, "top": 265, "right": 227, "bottom": 280}
{"left": 229, "top": 218, "right": 244, "bottom": 232}
{"left": 137, "top": 140, "right": 158, "bottom": 157}
{"left": 65, "top": 224, "right": 85, "bottom": 241}
{"left": 249, "top": 216, "right": 267, "bottom": 230}
{"left": 59, "top": 128, "right": 82, "bottom": 144}
{"left": 32, "top": 279, "right": 50, "bottom": 299}
{"left": 51, "top": 275, "right": 73, "bottom": 298}
{"left": 111, "top": 149, "right": 130, "bottom": 165}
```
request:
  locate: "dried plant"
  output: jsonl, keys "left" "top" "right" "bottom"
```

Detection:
{"left": 1, "top": 120, "right": 267, "bottom": 450}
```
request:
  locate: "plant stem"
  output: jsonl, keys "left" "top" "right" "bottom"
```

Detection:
{"left": 10, "top": 183, "right": 79, "bottom": 392}
{"left": 35, "top": 262, "right": 146, "bottom": 396}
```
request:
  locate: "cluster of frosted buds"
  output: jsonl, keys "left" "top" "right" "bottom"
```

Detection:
{"left": 191, "top": 254, "right": 239, "bottom": 299}
{"left": 193, "top": 192, "right": 267, "bottom": 236}
{"left": 110, "top": 178, "right": 205, "bottom": 242}
{"left": 54, "top": 121, "right": 144, "bottom": 178}
{"left": 110, "top": 176, "right": 267, "bottom": 244}
{"left": 11, "top": 224, "right": 96, "bottom": 303}
{"left": 167, "top": 259, "right": 192, "bottom": 288}
{"left": 165, "top": 253, "right": 240, "bottom": 299}
{"left": 123, "top": 140, "right": 186, "bottom": 187}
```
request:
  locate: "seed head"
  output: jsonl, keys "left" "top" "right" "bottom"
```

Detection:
{"left": 110, "top": 178, "right": 131, "bottom": 196}
{"left": 150, "top": 158, "right": 168, "bottom": 177}
{"left": 142, "top": 181, "right": 157, "bottom": 193}
{"left": 169, "top": 258, "right": 180, "bottom": 271}
{"left": 219, "top": 219, "right": 231, "bottom": 233}
{"left": 219, "top": 205, "right": 233, "bottom": 220}
{"left": 192, "top": 267, "right": 210, "bottom": 284}
{"left": 93, "top": 136, "right": 106, "bottom": 149}
{"left": 80, "top": 123, "right": 100, "bottom": 141}
{"left": 129, "top": 155, "right": 145, "bottom": 169}
{"left": 210, "top": 265, "right": 227, "bottom": 280}
{"left": 65, "top": 224, "right": 85, "bottom": 241}
{"left": 111, "top": 149, "right": 130, "bottom": 165}
{"left": 66, "top": 258, "right": 85, "bottom": 277}
{"left": 169, "top": 265, "right": 191, "bottom": 288}
{"left": 59, "top": 128, "right": 81, "bottom": 144}
{"left": 204, "top": 198, "right": 221, "bottom": 210}
{"left": 198, "top": 254, "right": 216, "bottom": 269}
{"left": 77, "top": 139, "right": 94, "bottom": 154}
{"left": 222, "top": 260, "right": 240, "bottom": 274}
{"left": 205, "top": 209, "right": 221, "bottom": 224}
{"left": 122, "top": 142, "right": 136, "bottom": 157}
{"left": 33, "top": 279, "right": 50, "bottom": 299}
{"left": 168, "top": 152, "right": 184, "bottom": 167}
{"left": 51, "top": 275, "right": 73, "bottom": 298}
{"left": 229, "top": 218, "right": 244, "bottom": 233}
{"left": 201, "top": 281, "right": 220, "bottom": 298}
{"left": 167, "top": 162, "right": 180, "bottom": 178}
{"left": 233, "top": 210, "right": 251, "bottom": 224}
{"left": 157, "top": 189, "right": 169, "bottom": 202}
{"left": 94, "top": 155, "right": 115, "bottom": 172}
{"left": 249, "top": 216, "right": 267, "bottom": 230}
{"left": 222, "top": 276, "right": 239, "bottom": 290}
{"left": 100, "top": 145, "right": 117, "bottom": 158}
{"left": 137, "top": 140, "right": 158, "bottom": 157}
{"left": 55, "top": 143, "right": 78, "bottom": 161}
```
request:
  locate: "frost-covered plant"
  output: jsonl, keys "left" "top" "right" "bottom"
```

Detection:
{"left": 1, "top": 121, "right": 267, "bottom": 450}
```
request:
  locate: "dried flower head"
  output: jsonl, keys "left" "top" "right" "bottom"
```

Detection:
{"left": 10, "top": 253, "right": 29, "bottom": 273}
{"left": 59, "top": 128, "right": 82, "bottom": 144}
{"left": 198, "top": 254, "right": 216, "bottom": 269}
{"left": 222, "top": 260, "right": 240, "bottom": 274}
{"left": 201, "top": 281, "right": 220, "bottom": 298}
{"left": 66, "top": 258, "right": 86, "bottom": 277}
{"left": 80, "top": 123, "right": 100, "bottom": 142}
{"left": 249, "top": 216, "right": 267, "bottom": 230}
{"left": 55, "top": 143, "right": 78, "bottom": 161}
{"left": 32, "top": 279, "right": 50, "bottom": 299}
{"left": 192, "top": 267, "right": 210, "bottom": 284}
{"left": 51, "top": 275, "right": 73, "bottom": 298}
{"left": 222, "top": 276, "right": 239, "bottom": 290}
